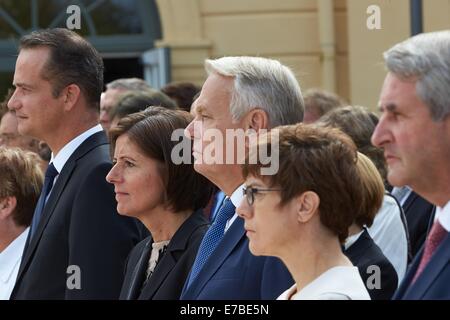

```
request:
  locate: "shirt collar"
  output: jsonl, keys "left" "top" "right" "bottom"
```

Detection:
{"left": 0, "top": 228, "right": 29, "bottom": 283}
{"left": 435, "top": 200, "right": 450, "bottom": 232}
{"left": 391, "top": 186, "right": 412, "bottom": 206}
{"left": 50, "top": 125, "right": 103, "bottom": 173}
{"left": 223, "top": 184, "right": 245, "bottom": 232}
{"left": 229, "top": 184, "right": 245, "bottom": 209}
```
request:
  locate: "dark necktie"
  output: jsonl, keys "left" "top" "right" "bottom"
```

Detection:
{"left": 412, "top": 220, "right": 448, "bottom": 283}
{"left": 30, "top": 163, "right": 58, "bottom": 239}
{"left": 187, "top": 198, "right": 235, "bottom": 287}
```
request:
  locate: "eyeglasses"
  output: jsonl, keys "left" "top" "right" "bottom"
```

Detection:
{"left": 242, "top": 186, "right": 281, "bottom": 206}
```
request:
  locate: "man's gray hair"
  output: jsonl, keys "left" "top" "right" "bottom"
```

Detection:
{"left": 384, "top": 30, "right": 450, "bottom": 121}
{"left": 106, "top": 78, "right": 152, "bottom": 91}
{"left": 205, "top": 56, "right": 304, "bottom": 128}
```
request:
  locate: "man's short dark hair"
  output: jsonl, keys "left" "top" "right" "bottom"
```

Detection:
{"left": 19, "top": 28, "right": 104, "bottom": 111}
{"left": 304, "top": 88, "right": 346, "bottom": 118}
{"left": 161, "top": 82, "right": 201, "bottom": 112}
{"left": 110, "top": 90, "right": 177, "bottom": 121}
{"left": 318, "top": 105, "right": 387, "bottom": 185}
{"left": 106, "top": 78, "right": 152, "bottom": 91}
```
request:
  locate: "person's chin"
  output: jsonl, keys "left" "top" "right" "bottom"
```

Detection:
{"left": 193, "top": 161, "right": 209, "bottom": 174}
{"left": 387, "top": 169, "right": 408, "bottom": 187}
{"left": 248, "top": 242, "right": 263, "bottom": 256}
{"left": 116, "top": 205, "right": 130, "bottom": 216}
{"left": 194, "top": 162, "right": 221, "bottom": 183}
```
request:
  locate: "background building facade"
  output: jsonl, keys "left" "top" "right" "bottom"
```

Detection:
{"left": 0, "top": 0, "right": 449, "bottom": 110}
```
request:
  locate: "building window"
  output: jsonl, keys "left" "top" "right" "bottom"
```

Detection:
{"left": 0, "top": 0, "right": 162, "bottom": 97}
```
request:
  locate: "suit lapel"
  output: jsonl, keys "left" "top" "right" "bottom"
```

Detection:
{"left": 402, "top": 191, "right": 418, "bottom": 213}
{"left": 394, "top": 246, "right": 423, "bottom": 299}
{"left": 185, "top": 216, "right": 246, "bottom": 299}
{"left": 16, "top": 160, "right": 76, "bottom": 280}
{"left": 15, "top": 131, "right": 108, "bottom": 283}
{"left": 140, "top": 210, "right": 208, "bottom": 299}
{"left": 123, "top": 240, "right": 152, "bottom": 300}
{"left": 139, "top": 248, "right": 176, "bottom": 299}
{"left": 403, "top": 234, "right": 450, "bottom": 299}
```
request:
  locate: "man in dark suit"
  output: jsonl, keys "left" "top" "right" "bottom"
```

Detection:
{"left": 182, "top": 56, "right": 304, "bottom": 299}
{"left": 371, "top": 30, "right": 450, "bottom": 299}
{"left": 7, "top": 28, "right": 143, "bottom": 299}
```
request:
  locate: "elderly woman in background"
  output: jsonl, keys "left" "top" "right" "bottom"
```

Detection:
{"left": 344, "top": 152, "right": 398, "bottom": 300}
{"left": 106, "top": 107, "right": 214, "bottom": 300}
{"left": 237, "top": 124, "right": 370, "bottom": 300}
{"left": 0, "top": 147, "right": 43, "bottom": 299}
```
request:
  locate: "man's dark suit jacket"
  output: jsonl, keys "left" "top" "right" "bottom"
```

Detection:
{"left": 11, "top": 131, "right": 143, "bottom": 299}
{"left": 119, "top": 210, "right": 209, "bottom": 300}
{"left": 345, "top": 228, "right": 398, "bottom": 300}
{"left": 180, "top": 216, "right": 293, "bottom": 300}
{"left": 393, "top": 231, "right": 450, "bottom": 299}
{"left": 402, "top": 191, "right": 435, "bottom": 258}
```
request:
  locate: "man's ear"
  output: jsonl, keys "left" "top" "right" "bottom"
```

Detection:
{"left": 244, "top": 109, "right": 269, "bottom": 149}
{"left": 0, "top": 196, "right": 17, "bottom": 220}
{"left": 296, "top": 191, "right": 320, "bottom": 223}
{"left": 62, "top": 84, "right": 81, "bottom": 111}
{"left": 246, "top": 108, "right": 269, "bottom": 132}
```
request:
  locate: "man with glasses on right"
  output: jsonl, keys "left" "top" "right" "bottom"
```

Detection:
{"left": 371, "top": 30, "right": 450, "bottom": 299}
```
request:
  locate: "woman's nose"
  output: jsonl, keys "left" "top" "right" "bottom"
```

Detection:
{"left": 237, "top": 198, "right": 253, "bottom": 219}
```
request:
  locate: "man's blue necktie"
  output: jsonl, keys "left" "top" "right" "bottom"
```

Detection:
{"left": 30, "top": 163, "right": 58, "bottom": 239}
{"left": 187, "top": 198, "right": 235, "bottom": 287}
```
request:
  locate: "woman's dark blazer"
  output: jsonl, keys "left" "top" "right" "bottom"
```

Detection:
{"left": 119, "top": 209, "right": 209, "bottom": 300}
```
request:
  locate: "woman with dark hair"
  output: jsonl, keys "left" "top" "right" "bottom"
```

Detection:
{"left": 106, "top": 107, "right": 214, "bottom": 300}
